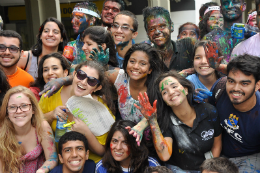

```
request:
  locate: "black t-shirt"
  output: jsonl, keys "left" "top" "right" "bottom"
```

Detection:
{"left": 163, "top": 102, "right": 222, "bottom": 170}
{"left": 50, "top": 159, "right": 96, "bottom": 173}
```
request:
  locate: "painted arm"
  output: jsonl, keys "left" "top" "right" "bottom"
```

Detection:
{"left": 39, "top": 75, "right": 73, "bottom": 98}
{"left": 37, "top": 121, "right": 58, "bottom": 173}
{"left": 178, "top": 68, "right": 195, "bottom": 77}
{"left": 211, "top": 134, "right": 222, "bottom": 157}
{"left": 17, "top": 50, "right": 30, "bottom": 70}
{"left": 105, "top": 68, "right": 120, "bottom": 84}
{"left": 134, "top": 92, "right": 173, "bottom": 161}
{"left": 71, "top": 117, "right": 105, "bottom": 156}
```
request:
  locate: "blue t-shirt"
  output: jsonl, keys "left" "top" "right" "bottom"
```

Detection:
{"left": 116, "top": 39, "right": 135, "bottom": 69}
{"left": 96, "top": 157, "right": 160, "bottom": 173}
{"left": 213, "top": 90, "right": 260, "bottom": 157}
{"left": 50, "top": 159, "right": 96, "bottom": 173}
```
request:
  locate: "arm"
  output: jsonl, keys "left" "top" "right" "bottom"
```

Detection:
{"left": 105, "top": 68, "right": 120, "bottom": 84}
{"left": 43, "top": 106, "right": 68, "bottom": 125}
{"left": 18, "top": 50, "right": 30, "bottom": 70}
{"left": 134, "top": 92, "right": 173, "bottom": 161}
{"left": 71, "top": 117, "right": 105, "bottom": 156}
{"left": 37, "top": 121, "right": 58, "bottom": 173}
{"left": 211, "top": 134, "right": 222, "bottom": 157}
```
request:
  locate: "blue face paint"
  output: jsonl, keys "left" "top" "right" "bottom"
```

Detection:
{"left": 118, "top": 40, "right": 130, "bottom": 50}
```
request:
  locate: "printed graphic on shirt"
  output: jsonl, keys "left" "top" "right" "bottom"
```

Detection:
{"left": 222, "top": 114, "right": 243, "bottom": 143}
{"left": 201, "top": 129, "right": 214, "bottom": 141}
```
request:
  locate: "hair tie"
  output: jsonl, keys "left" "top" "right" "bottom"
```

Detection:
{"left": 204, "top": 6, "right": 220, "bottom": 15}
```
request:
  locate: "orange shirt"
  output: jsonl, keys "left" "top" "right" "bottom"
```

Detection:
{"left": 7, "top": 67, "right": 34, "bottom": 88}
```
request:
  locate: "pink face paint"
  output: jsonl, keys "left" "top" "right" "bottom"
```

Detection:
{"left": 110, "top": 143, "right": 113, "bottom": 152}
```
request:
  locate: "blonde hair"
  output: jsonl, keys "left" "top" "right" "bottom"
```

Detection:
{"left": 0, "top": 86, "right": 44, "bottom": 172}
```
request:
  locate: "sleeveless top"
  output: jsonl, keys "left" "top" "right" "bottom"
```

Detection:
{"left": 27, "top": 54, "right": 38, "bottom": 79}
{"left": 20, "top": 130, "right": 45, "bottom": 173}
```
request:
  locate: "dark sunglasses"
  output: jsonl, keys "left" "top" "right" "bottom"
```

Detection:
{"left": 76, "top": 69, "right": 100, "bottom": 86}
{"left": 0, "top": 44, "right": 20, "bottom": 53}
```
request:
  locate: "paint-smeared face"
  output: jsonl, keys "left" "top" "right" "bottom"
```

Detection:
{"left": 111, "top": 14, "right": 136, "bottom": 46}
{"left": 194, "top": 46, "right": 215, "bottom": 76}
{"left": 59, "top": 140, "right": 89, "bottom": 173}
{"left": 40, "top": 22, "right": 63, "bottom": 48}
{"left": 248, "top": 13, "right": 257, "bottom": 27}
{"left": 221, "top": 0, "right": 245, "bottom": 20}
{"left": 226, "top": 69, "right": 258, "bottom": 105}
{"left": 110, "top": 131, "right": 131, "bottom": 168}
{"left": 146, "top": 15, "right": 171, "bottom": 47}
{"left": 42, "top": 57, "right": 68, "bottom": 84}
{"left": 0, "top": 36, "right": 22, "bottom": 68}
{"left": 178, "top": 24, "right": 198, "bottom": 40}
{"left": 72, "top": 66, "right": 101, "bottom": 97}
{"left": 8, "top": 93, "right": 34, "bottom": 128}
{"left": 126, "top": 51, "right": 152, "bottom": 81}
{"left": 82, "top": 35, "right": 101, "bottom": 61}
{"left": 256, "top": 5, "right": 260, "bottom": 29}
{"left": 159, "top": 76, "right": 188, "bottom": 107}
{"left": 207, "top": 11, "right": 224, "bottom": 32}
{"left": 101, "top": 1, "right": 121, "bottom": 25}
{"left": 71, "top": 12, "right": 91, "bottom": 34}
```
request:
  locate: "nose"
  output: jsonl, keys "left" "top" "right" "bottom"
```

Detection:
{"left": 116, "top": 143, "right": 122, "bottom": 150}
{"left": 48, "top": 30, "right": 53, "bottom": 36}
{"left": 116, "top": 26, "right": 123, "bottom": 33}
{"left": 4, "top": 47, "right": 11, "bottom": 54}
{"left": 228, "top": 2, "right": 233, "bottom": 8}
{"left": 233, "top": 83, "right": 240, "bottom": 91}
{"left": 71, "top": 149, "right": 77, "bottom": 157}
{"left": 108, "top": 8, "right": 113, "bottom": 13}
{"left": 16, "top": 106, "right": 23, "bottom": 113}
{"left": 201, "top": 56, "right": 208, "bottom": 64}
{"left": 48, "top": 69, "right": 53, "bottom": 75}
{"left": 133, "top": 62, "right": 139, "bottom": 69}
{"left": 82, "top": 43, "right": 87, "bottom": 50}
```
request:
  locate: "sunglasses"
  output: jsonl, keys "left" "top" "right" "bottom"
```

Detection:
{"left": 76, "top": 69, "right": 100, "bottom": 86}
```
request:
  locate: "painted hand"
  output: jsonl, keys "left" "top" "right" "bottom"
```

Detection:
{"left": 179, "top": 68, "right": 195, "bottom": 77}
{"left": 204, "top": 41, "right": 223, "bottom": 69}
{"left": 125, "top": 125, "right": 145, "bottom": 146}
{"left": 39, "top": 77, "right": 70, "bottom": 97}
{"left": 134, "top": 92, "right": 157, "bottom": 120}
{"left": 89, "top": 45, "right": 109, "bottom": 66}
{"left": 193, "top": 88, "right": 212, "bottom": 103}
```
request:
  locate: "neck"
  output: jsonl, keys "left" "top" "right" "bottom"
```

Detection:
{"left": 223, "top": 17, "right": 243, "bottom": 32}
{"left": 233, "top": 94, "right": 257, "bottom": 112}
{"left": 1, "top": 65, "right": 17, "bottom": 76}
{"left": 41, "top": 44, "right": 59, "bottom": 59}
{"left": 198, "top": 72, "right": 217, "bottom": 90}
{"left": 171, "top": 100, "right": 195, "bottom": 123}
{"left": 129, "top": 77, "right": 147, "bottom": 90}
{"left": 14, "top": 122, "right": 32, "bottom": 136}
{"left": 154, "top": 40, "right": 174, "bottom": 61}
{"left": 116, "top": 40, "right": 132, "bottom": 58}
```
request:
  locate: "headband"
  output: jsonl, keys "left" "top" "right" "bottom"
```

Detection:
{"left": 204, "top": 6, "right": 220, "bottom": 15}
{"left": 247, "top": 11, "right": 257, "bottom": 23}
{"left": 73, "top": 7, "right": 101, "bottom": 19}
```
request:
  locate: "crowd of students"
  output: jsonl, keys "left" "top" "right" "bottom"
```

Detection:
{"left": 0, "top": 0, "right": 259, "bottom": 172}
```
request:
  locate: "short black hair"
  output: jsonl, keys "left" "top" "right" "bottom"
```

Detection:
{"left": 103, "top": 0, "right": 125, "bottom": 11}
{"left": 143, "top": 6, "right": 172, "bottom": 32}
{"left": 114, "top": 10, "right": 138, "bottom": 32}
{"left": 145, "top": 166, "right": 173, "bottom": 173}
{"left": 227, "top": 54, "right": 260, "bottom": 83}
{"left": 200, "top": 157, "right": 239, "bottom": 173}
{"left": 58, "top": 131, "right": 88, "bottom": 156}
{"left": 0, "top": 30, "right": 23, "bottom": 51}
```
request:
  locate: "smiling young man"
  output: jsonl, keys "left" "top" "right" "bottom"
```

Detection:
{"left": 0, "top": 30, "right": 34, "bottom": 88}
{"left": 208, "top": 54, "right": 260, "bottom": 172}
{"left": 50, "top": 131, "right": 95, "bottom": 173}
{"left": 101, "top": 0, "right": 125, "bottom": 30}
{"left": 111, "top": 10, "right": 138, "bottom": 68}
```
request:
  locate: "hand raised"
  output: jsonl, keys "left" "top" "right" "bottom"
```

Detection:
{"left": 89, "top": 45, "right": 109, "bottom": 66}
{"left": 204, "top": 41, "right": 223, "bottom": 69}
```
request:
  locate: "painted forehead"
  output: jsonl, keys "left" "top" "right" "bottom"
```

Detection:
{"left": 180, "top": 24, "right": 197, "bottom": 31}
{"left": 72, "top": 12, "right": 85, "bottom": 16}
{"left": 221, "top": 0, "right": 244, "bottom": 5}
{"left": 146, "top": 14, "right": 170, "bottom": 25}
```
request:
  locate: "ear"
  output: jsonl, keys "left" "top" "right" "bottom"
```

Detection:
{"left": 63, "top": 69, "right": 69, "bottom": 77}
{"left": 242, "top": 2, "right": 246, "bottom": 12}
{"left": 184, "top": 87, "right": 188, "bottom": 95}
{"left": 20, "top": 50, "right": 24, "bottom": 58}
{"left": 148, "top": 68, "right": 152, "bottom": 75}
{"left": 60, "top": 37, "right": 63, "bottom": 43}
{"left": 90, "top": 17, "right": 96, "bottom": 26}
{"left": 94, "top": 85, "right": 102, "bottom": 92}
{"left": 58, "top": 154, "right": 64, "bottom": 163}
{"left": 73, "top": 70, "right": 76, "bottom": 76}
{"left": 132, "top": 31, "right": 138, "bottom": 39}
{"left": 85, "top": 150, "right": 89, "bottom": 160}
{"left": 101, "top": 43, "right": 107, "bottom": 51}
{"left": 171, "top": 23, "right": 174, "bottom": 33}
{"left": 255, "top": 80, "right": 260, "bottom": 91}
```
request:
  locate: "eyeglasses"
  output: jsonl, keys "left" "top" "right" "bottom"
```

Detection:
{"left": 76, "top": 69, "right": 100, "bottom": 86}
{"left": 0, "top": 44, "right": 20, "bottom": 53}
{"left": 111, "top": 23, "right": 135, "bottom": 32}
{"left": 7, "top": 104, "right": 32, "bottom": 113}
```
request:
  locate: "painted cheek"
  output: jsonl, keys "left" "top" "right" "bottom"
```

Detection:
{"left": 110, "top": 143, "right": 113, "bottom": 152}
{"left": 126, "top": 146, "right": 130, "bottom": 156}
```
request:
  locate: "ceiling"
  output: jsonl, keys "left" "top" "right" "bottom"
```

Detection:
{"left": 0, "top": 0, "right": 103, "bottom": 6}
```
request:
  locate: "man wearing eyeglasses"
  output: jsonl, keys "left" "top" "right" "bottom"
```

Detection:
{"left": 0, "top": 30, "right": 34, "bottom": 88}
{"left": 111, "top": 11, "right": 138, "bottom": 68}
{"left": 101, "top": 0, "right": 125, "bottom": 30}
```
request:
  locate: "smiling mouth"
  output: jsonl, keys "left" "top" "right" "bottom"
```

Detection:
{"left": 77, "top": 84, "right": 86, "bottom": 90}
{"left": 200, "top": 67, "right": 210, "bottom": 69}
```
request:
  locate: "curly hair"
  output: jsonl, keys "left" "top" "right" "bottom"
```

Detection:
{"left": 0, "top": 86, "right": 44, "bottom": 172}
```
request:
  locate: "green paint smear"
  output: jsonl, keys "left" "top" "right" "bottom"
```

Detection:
{"left": 161, "top": 79, "right": 172, "bottom": 91}
{"left": 17, "top": 96, "right": 22, "bottom": 98}
{"left": 181, "top": 89, "right": 185, "bottom": 95}
{"left": 72, "top": 108, "right": 91, "bottom": 126}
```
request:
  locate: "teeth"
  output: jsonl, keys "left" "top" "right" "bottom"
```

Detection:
{"left": 78, "top": 85, "right": 85, "bottom": 90}
{"left": 154, "top": 37, "right": 163, "bottom": 40}
{"left": 70, "top": 161, "right": 80, "bottom": 164}
{"left": 200, "top": 67, "right": 209, "bottom": 69}
{"left": 170, "top": 96, "right": 178, "bottom": 101}
{"left": 15, "top": 116, "right": 25, "bottom": 119}
{"left": 132, "top": 71, "right": 139, "bottom": 74}
{"left": 233, "top": 93, "right": 242, "bottom": 96}
{"left": 115, "top": 152, "right": 123, "bottom": 155}
{"left": 115, "top": 36, "right": 123, "bottom": 39}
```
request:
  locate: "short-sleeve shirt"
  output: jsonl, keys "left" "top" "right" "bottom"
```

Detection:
{"left": 7, "top": 67, "right": 34, "bottom": 88}
{"left": 163, "top": 102, "right": 222, "bottom": 170}
{"left": 96, "top": 157, "right": 160, "bottom": 173}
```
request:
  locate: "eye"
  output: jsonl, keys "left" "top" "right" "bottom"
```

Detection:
{"left": 242, "top": 82, "right": 249, "bottom": 86}
{"left": 65, "top": 149, "right": 70, "bottom": 152}
{"left": 194, "top": 56, "right": 200, "bottom": 60}
{"left": 228, "top": 79, "right": 234, "bottom": 83}
{"left": 43, "top": 68, "right": 48, "bottom": 72}
{"left": 54, "top": 30, "right": 60, "bottom": 34}
{"left": 112, "top": 139, "right": 118, "bottom": 143}
{"left": 53, "top": 67, "right": 58, "bottom": 70}
{"left": 162, "top": 91, "right": 167, "bottom": 95}
{"left": 78, "top": 147, "right": 84, "bottom": 151}
{"left": 21, "top": 104, "right": 29, "bottom": 109}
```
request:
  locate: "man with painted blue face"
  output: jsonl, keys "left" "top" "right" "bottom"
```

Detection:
{"left": 65, "top": 1, "right": 101, "bottom": 65}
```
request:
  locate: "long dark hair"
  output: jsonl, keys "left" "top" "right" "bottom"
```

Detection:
{"left": 75, "top": 60, "right": 115, "bottom": 113}
{"left": 31, "top": 17, "right": 68, "bottom": 57}
{"left": 155, "top": 71, "right": 195, "bottom": 133}
{"left": 0, "top": 68, "right": 11, "bottom": 107}
{"left": 81, "top": 26, "right": 118, "bottom": 67}
{"left": 30, "top": 53, "right": 70, "bottom": 91}
{"left": 102, "top": 120, "right": 149, "bottom": 173}
{"left": 123, "top": 43, "right": 164, "bottom": 103}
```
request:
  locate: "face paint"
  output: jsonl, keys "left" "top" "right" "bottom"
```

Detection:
{"left": 181, "top": 89, "right": 186, "bottom": 95}
{"left": 207, "top": 11, "right": 224, "bottom": 32}
{"left": 17, "top": 96, "right": 22, "bottom": 98}
{"left": 117, "top": 40, "right": 130, "bottom": 50}
{"left": 160, "top": 79, "right": 173, "bottom": 91}
{"left": 221, "top": 0, "right": 244, "bottom": 20}
{"left": 71, "top": 12, "right": 91, "bottom": 34}
{"left": 178, "top": 24, "right": 198, "bottom": 40}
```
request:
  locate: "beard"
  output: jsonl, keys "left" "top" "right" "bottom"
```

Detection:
{"left": 0, "top": 54, "right": 20, "bottom": 68}
{"left": 229, "top": 87, "right": 255, "bottom": 105}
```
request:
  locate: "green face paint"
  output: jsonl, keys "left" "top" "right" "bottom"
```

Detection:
{"left": 181, "top": 89, "right": 186, "bottom": 95}
{"left": 160, "top": 79, "right": 172, "bottom": 91}
{"left": 17, "top": 96, "right": 22, "bottom": 98}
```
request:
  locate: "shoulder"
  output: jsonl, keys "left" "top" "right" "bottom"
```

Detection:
{"left": 148, "top": 157, "right": 161, "bottom": 166}
{"left": 49, "top": 164, "right": 62, "bottom": 173}
{"left": 17, "top": 67, "right": 34, "bottom": 79}
{"left": 96, "top": 160, "right": 107, "bottom": 173}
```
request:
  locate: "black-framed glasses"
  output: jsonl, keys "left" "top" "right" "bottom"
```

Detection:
{"left": 111, "top": 23, "right": 135, "bottom": 32}
{"left": 0, "top": 44, "right": 20, "bottom": 53}
{"left": 76, "top": 69, "right": 100, "bottom": 86}
{"left": 7, "top": 104, "right": 32, "bottom": 113}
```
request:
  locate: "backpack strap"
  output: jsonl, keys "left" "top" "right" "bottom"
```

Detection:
{"left": 23, "top": 51, "right": 30, "bottom": 70}
{"left": 212, "top": 76, "right": 227, "bottom": 103}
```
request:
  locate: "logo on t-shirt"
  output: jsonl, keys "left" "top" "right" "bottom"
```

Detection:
{"left": 224, "top": 114, "right": 239, "bottom": 130}
{"left": 201, "top": 129, "right": 214, "bottom": 141}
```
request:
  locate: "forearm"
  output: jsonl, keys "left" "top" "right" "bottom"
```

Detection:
{"left": 37, "top": 159, "right": 58, "bottom": 172}
{"left": 216, "top": 64, "right": 227, "bottom": 75}
{"left": 211, "top": 135, "right": 222, "bottom": 157}
{"left": 63, "top": 75, "right": 73, "bottom": 86}
{"left": 135, "top": 117, "right": 149, "bottom": 131}
{"left": 149, "top": 116, "right": 172, "bottom": 161}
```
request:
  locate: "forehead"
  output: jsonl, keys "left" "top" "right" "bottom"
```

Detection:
{"left": 43, "top": 57, "right": 61, "bottom": 66}
{"left": 210, "top": 10, "right": 223, "bottom": 16}
{"left": 103, "top": 1, "right": 121, "bottom": 9}
{"left": 159, "top": 76, "right": 179, "bottom": 87}
{"left": 130, "top": 51, "right": 149, "bottom": 61}
{"left": 228, "top": 69, "right": 255, "bottom": 81}
{"left": 0, "top": 36, "right": 20, "bottom": 47}
{"left": 114, "top": 14, "right": 134, "bottom": 26}
{"left": 112, "top": 130, "right": 125, "bottom": 140}
{"left": 180, "top": 24, "right": 197, "bottom": 31}
{"left": 9, "top": 93, "right": 30, "bottom": 104}
{"left": 221, "top": 0, "right": 243, "bottom": 5}
{"left": 146, "top": 15, "right": 169, "bottom": 26}
{"left": 62, "top": 140, "right": 85, "bottom": 149}
{"left": 72, "top": 12, "right": 85, "bottom": 17}
{"left": 44, "top": 22, "right": 60, "bottom": 29}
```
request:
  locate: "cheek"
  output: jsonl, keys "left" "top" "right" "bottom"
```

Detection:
{"left": 110, "top": 143, "right": 114, "bottom": 152}
{"left": 126, "top": 146, "right": 130, "bottom": 156}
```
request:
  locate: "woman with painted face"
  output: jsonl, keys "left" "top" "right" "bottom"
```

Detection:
{"left": 39, "top": 60, "right": 115, "bottom": 163}
{"left": 135, "top": 71, "right": 222, "bottom": 172}
{"left": 199, "top": 5, "right": 224, "bottom": 39}
{"left": 0, "top": 86, "right": 57, "bottom": 172}
{"left": 29, "top": 53, "right": 70, "bottom": 101}
{"left": 18, "top": 17, "right": 68, "bottom": 79}
{"left": 96, "top": 120, "right": 160, "bottom": 173}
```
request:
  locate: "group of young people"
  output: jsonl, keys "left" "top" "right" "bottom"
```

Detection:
{"left": 0, "top": 0, "right": 260, "bottom": 173}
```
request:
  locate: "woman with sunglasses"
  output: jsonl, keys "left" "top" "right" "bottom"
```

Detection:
{"left": 39, "top": 60, "right": 115, "bottom": 163}
{"left": 0, "top": 86, "right": 57, "bottom": 173}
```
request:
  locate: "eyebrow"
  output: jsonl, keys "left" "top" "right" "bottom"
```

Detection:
{"left": 63, "top": 145, "right": 84, "bottom": 150}
{"left": 114, "top": 22, "right": 130, "bottom": 27}
{"left": 227, "top": 77, "right": 252, "bottom": 83}
{"left": 161, "top": 82, "right": 176, "bottom": 92}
